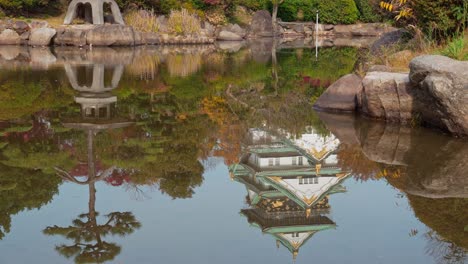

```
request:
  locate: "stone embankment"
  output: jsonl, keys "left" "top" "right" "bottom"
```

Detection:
{"left": 314, "top": 55, "right": 468, "bottom": 137}
{"left": 0, "top": 10, "right": 396, "bottom": 47}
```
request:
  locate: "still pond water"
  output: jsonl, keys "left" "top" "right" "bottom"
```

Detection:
{"left": 0, "top": 43, "right": 466, "bottom": 264}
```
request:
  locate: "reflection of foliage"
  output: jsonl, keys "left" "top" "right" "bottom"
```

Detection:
{"left": 407, "top": 195, "right": 468, "bottom": 250}
{"left": 337, "top": 144, "right": 380, "bottom": 181}
{"left": 167, "top": 53, "right": 203, "bottom": 77}
{"left": 202, "top": 96, "right": 245, "bottom": 165}
{"left": 0, "top": 69, "right": 74, "bottom": 120}
{"left": 424, "top": 231, "right": 467, "bottom": 264}
{"left": 88, "top": 92, "right": 213, "bottom": 198}
{"left": 0, "top": 164, "right": 61, "bottom": 239}
{"left": 44, "top": 211, "right": 141, "bottom": 263}
{"left": 277, "top": 47, "right": 358, "bottom": 93}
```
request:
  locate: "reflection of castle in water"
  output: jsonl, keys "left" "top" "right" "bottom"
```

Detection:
{"left": 230, "top": 128, "right": 350, "bottom": 260}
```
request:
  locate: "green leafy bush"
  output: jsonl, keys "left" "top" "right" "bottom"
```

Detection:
{"left": 0, "top": 0, "right": 61, "bottom": 15}
{"left": 411, "top": 0, "right": 466, "bottom": 39}
{"left": 273, "top": 0, "right": 359, "bottom": 24}
{"left": 354, "top": 0, "right": 381, "bottom": 22}
{"left": 317, "top": 0, "right": 359, "bottom": 24}
{"left": 275, "top": 0, "right": 316, "bottom": 22}
{"left": 235, "top": 0, "right": 269, "bottom": 10}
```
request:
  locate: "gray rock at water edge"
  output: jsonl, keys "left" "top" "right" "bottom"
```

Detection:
{"left": 141, "top": 32, "right": 160, "bottom": 45}
{"left": 368, "top": 64, "right": 392, "bottom": 72}
{"left": 223, "top": 23, "right": 247, "bottom": 38}
{"left": 334, "top": 23, "right": 396, "bottom": 37}
{"left": 409, "top": 55, "right": 468, "bottom": 137}
{"left": 371, "top": 29, "right": 408, "bottom": 55}
{"left": 12, "top": 20, "right": 29, "bottom": 35}
{"left": 86, "top": 25, "right": 135, "bottom": 46}
{"left": 201, "top": 21, "right": 215, "bottom": 37}
{"left": 0, "top": 29, "right": 21, "bottom": 45}
{"left": 54, "top": 27, "right": 88, "bottom": 46}
{"left": 29, "top": 28, "right": 57, "bottom": 46}
{"left": 217, "top": 30, "right": 243, "bottom": 41}
{"left": 249, "top": 10, "right": 274, "bottom": 38}
{"left": 20, "top": 31, "right": 30, "bottom": 45}
{"left": 29, "top": 20, "right": 49, "bottom": 30}
{"left": 361, "top": 71, "right": 414, "bottom": 122}
{"left": 314, "top": 74, "right": 363, "bottom": 112}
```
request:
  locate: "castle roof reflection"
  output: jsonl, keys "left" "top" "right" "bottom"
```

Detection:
{"left": 231, "top": 128, "right": 350, "bottom": 260}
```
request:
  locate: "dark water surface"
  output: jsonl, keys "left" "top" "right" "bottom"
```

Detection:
{"left": 0, "top": 44, "right": 466, "bottom": 264}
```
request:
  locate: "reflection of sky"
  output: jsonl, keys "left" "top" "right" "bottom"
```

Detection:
{"left": 0, "top": 158, "right": 435, "bottom": 264}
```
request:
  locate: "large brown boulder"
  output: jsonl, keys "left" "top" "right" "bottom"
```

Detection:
{"left": 409, "top": 55, "right": 468, "bottom": 137}
{"left": 314, "top": 74, "right": 363, "bottom": 112}
{"left": 29, "top": 28, "right": 56, "bottom": 46}
{"left": 0, "top": 29, "right": 21, "bottom": 45}
{"left": 217, "top": 30, "right": 243, "bottom": 41}
{"left": 248, "top": 10, "right": 274, "bottom": 38}
{"left": 54, "top": 26, "right": 89, "bottom": 46}
{"left": 361, "top": 71, "right": 414, "bottom": 123}
{"left": 86, "top": 25, "right": 136, "bottom": 46}
{"left": 12, "top": 20, "right": 29, "bottom": 35}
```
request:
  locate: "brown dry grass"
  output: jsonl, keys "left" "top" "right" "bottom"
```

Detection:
{"left": 368, "top": 30, "right": 468, "bottom": 72}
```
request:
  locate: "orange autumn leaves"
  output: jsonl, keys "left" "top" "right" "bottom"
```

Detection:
{"left": 202, "top": 96, "right": 244, "bottom": 165}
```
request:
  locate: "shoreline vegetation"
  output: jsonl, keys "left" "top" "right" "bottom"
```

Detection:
{"left": 0, "top": 0, "right": 467, "bottom": 137}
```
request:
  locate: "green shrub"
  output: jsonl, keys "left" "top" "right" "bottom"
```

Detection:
{"left": 354, "top": 0, "right": 381, "bottom": 22}
{"left": 235, "top": 0, "right": 269, "bottom": 10}
{"left": 275, "top": 0, "right": 317, "bottom": 22}
{"left": 318, "top": 0, "right": 359, "bottom": 24}
{"left": 411, "top": 0, "right": 466, "bottom": 39}
{"left": 441, "top": 36, "right": 467, "bottom": 60}
{"left": 0, "top": 0, "right": 62, "bottom": 15}
{"left": 273, "top": 0, "right": 359, "bottom": 24}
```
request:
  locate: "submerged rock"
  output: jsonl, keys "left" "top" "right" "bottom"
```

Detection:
{"left": 314, "top": 74, "right": 363, "bottom": 112}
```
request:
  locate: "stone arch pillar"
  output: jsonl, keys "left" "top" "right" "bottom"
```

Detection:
{"left": 65, "top": 63, "right": 123, "bottom": 93}
{"left": 64, "top": 0, "right": 125, "bottom": 25}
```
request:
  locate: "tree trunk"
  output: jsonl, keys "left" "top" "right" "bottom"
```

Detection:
{"left": 272, "top": 3, "right": 279, "bottom": 36}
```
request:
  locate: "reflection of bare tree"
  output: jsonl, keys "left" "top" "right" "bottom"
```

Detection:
{"left": 271, "top": 40, "right": 279, "bottom": 97}
{"left": 425, "top": 231, "right": 467, "bottom": 264}
{"left": 45, "top": 129, "right": 140, "bottom": 263}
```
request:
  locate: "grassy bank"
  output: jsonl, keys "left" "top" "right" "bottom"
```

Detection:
{"left": 368, "top": 31, "right": 468, "bottom": 72}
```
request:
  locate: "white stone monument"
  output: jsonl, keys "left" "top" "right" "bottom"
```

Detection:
{"left": 64, "top": 0, "right": 125, "bottom": 25}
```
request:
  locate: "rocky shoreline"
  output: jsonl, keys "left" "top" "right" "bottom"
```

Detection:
{"left": 0, "top": 11, "right": 395, "bottom": 47}
{"left": 314, "top": 55, "right": 468, "bottom": 138}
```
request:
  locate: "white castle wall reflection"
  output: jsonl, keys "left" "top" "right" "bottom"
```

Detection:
{"left": 230, "top": 127, "right": 349, "bottom": 260}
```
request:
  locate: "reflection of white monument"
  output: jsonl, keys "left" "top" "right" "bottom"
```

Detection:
{"left": 65, "top": 63, "right": 124, "bottom": 121}
{"left": 64, "top": 0, "right": 125, "bottom": 25}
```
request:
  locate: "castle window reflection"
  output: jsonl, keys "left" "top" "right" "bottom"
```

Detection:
{"left": 231, "top": 128, "right": 351, "bottom": 260}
